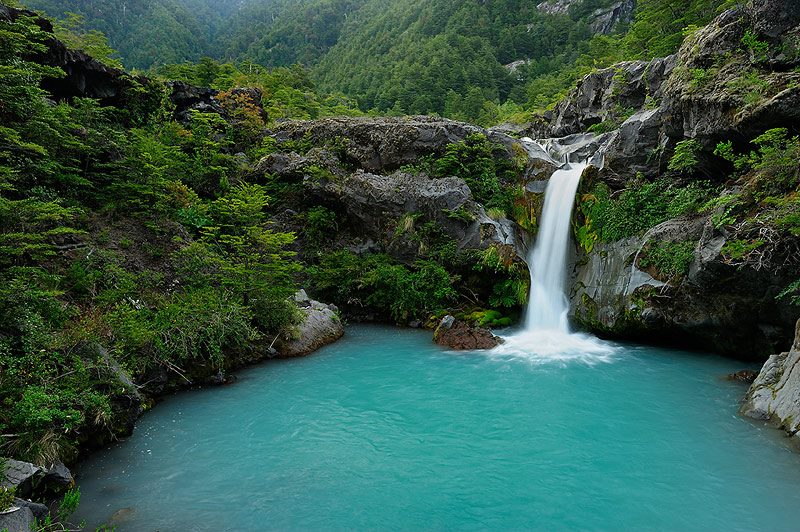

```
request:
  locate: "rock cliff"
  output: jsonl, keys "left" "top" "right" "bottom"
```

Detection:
{"left": 518, "top": 0, "right": 800, "bottom": 358}
{"left": 742, "top": 320, "right": 800, "bottom": 437}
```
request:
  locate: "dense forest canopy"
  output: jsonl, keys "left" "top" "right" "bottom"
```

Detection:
{"left": 20, "top": 0, "right": 737, "bottom": 123}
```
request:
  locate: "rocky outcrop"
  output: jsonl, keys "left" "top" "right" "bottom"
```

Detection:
{"left": 168, "top": 83, "right": 267, "bottom": 124}
{"left": 168, "top": 81, "right": 223, "bottom": 123}
{"left": 512, "top": 0, "right": 800, "bottom": 357}
{"left": 536, "top": 0, "right": 634, "bottom": 34}
{"left": 311, "top": 169, "right": 519, "bottom": 260}
{"left": 569, "top": 210, "right": 797, "bottom": 358}
{"left": 278, "top": 291, "right": 344, "bottom": 357}
{"left": 271, "top": 116, "right": 486, "bottom": 173}
{"left": 0, "top": 5, "right": 146, "bottom": 106}
{"left": 741, "top": 320, "right": 800, "bottom": 436}
{"left": 2, "top": 460, "right": 73, "bottom": 500}
{"left": 536, "top": 0, "right": 580, "bottom": 15}
{"left": 660, "top": 5, "right": 800, "bottom": 146}
{"left": 527, "top": 0, "right": 800, "bottom": 177}
{"left": 261, "top": 117, "right": 527, "bottom": 263}
{"left": 433, "top": 315, "right": 502, "bottom": 350}
{"left": 589, "top": 0, "right": 635, "bottom": 35}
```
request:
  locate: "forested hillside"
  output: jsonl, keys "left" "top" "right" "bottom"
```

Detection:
{"left": 19, "top": 0, "right": 736, "bottom": 123}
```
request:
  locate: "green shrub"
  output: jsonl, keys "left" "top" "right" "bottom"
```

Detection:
{"left": 668, "top": 139, "right": 702, "bottom": 173}
{"left": 639, "top": 241, "right": 696, "bottom": 279}
{"left": 778, "top": 279, "right": 800, "bottom": 306}
{"left": 304, "top": 206, "right": 337, "bottom": 248}
{"left": 0, "top": 486, "right": 15, "bottom": 512}
{"left": 443, "top": 206, "right": 476, "bottom": 223}
{"left": 715, "top": 129, "right": 800, "bottom": 199}
{"left": 430, "top": 134, "right": 519, "bottom": 210}
{"left": 108, "top": 287, "right": 260, "bottom": 372}
{"left": 721, "top": 239, "right": 765, "bottom": 261}
{"left": 577, "top": 179, "right": 716, "bottom": 243}
{"left": 742, "top": 30, "right": 770, "bottom": 62}
{"left": 308, "top": 252, "right": 459, "bottom": 321}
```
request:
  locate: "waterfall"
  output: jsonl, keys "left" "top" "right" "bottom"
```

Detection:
{"left": 492, "top": 137, "right": 615, "bottom": 363}
{"left": 525, "top": 161, "right": 587, "bottom": 333}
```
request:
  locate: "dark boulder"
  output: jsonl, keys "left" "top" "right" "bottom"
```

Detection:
{"left": 1, "top": 461, "right": 42, "bottom": 499}
{"left": 13, "top": 499, "right": 49, "bottom": 522}
{"left": 168, "top": 81, "right": 222, "bottom": 123}
{"left": 1, "top": 460, "right": 73, "bottom": 500}
{"left": 433, "top": 315, "right": 502, "bottom": 350}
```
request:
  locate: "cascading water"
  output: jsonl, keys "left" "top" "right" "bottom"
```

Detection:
{"left": 494, "top": 138, "right": 614, "bottom": 363}
{"left": 525, "top": 161, "right": 587, "bottom": 332}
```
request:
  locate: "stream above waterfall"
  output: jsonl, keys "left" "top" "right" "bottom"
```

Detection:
{"left": 73, "top": 326, "right": 800, "bottom": 531}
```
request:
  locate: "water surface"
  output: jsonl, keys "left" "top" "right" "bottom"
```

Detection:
{"left": 75, "top": 326, "right": 800, "bottom": 531}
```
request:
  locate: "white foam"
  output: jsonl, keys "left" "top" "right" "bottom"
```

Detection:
{"left": 491, "top": 329, "right": 617, "bottom": 366}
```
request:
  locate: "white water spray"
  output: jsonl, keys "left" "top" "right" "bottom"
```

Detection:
{"left": 493, "top": 140, "right": 615, "bottom": 363}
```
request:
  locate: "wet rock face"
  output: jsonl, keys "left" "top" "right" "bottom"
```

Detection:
{"left": 741, "top": 320, "right": 800, "bottom": 436}
{"left": 433, "top": 316, "right": 502, "bottom": 350}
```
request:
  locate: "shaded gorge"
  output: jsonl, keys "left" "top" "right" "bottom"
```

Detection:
{"left": 75, "top": 326, "right": 800, "bottom": 531}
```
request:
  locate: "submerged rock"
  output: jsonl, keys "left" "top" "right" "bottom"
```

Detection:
{"left": 433, "top": 315, "right": 502, "bottom": 350}
{"left": 741, "top": 320, "right": 800, "bottom": 436}
{"left": 726, "top": 370, "right": 759, "bottom": 384}
{"left": 279, "top": 300, "right": 345, "bottom": 358}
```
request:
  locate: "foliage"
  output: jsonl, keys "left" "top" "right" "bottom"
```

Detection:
{"left": 702, "top": 193, "right": 743, "bottom": 229}
{"left": 715, "top": 129, "right": 800, "bottom": 199}
{"left": 577, "top": 178, "right": 716, "bottom": 243}
{"left": 0, "top": 485, "right": 15, "bottom": 512}
{"left": 741, "top": 29, "right": 769, "bottom": 62}
{"left": 0, "top": 12, "right": 301, "bottom": 463}
{"left": 154, "top": 59, "right": 364, "bottom": 124}
{"left": 52, "top": 12, "right": 123, "bottom": 68}
{"left": 721, "top": 239, "right": 765, "bottom": 262}
{"left": 638, "top": 240, "right": 696, "bottom": 279}
{"left": 303, "top": 206, "right": 337, "bottom": 250}
{"left": 778, "top": 278, "right": 800, "bottom": 307}
{"left": 25, "top": 0, "right": 733, "bottom": 123}
{"left": 475, "top": 245, "right": 528, "bottom": 308}
{"left": 308, "top": 251, "right": 458, "bottom": 322}
{"left": 428, "top": 134, "right": 520, "bottom": 211}
{"left": 668, "top": 139, "right": 702, "bottom": 173}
